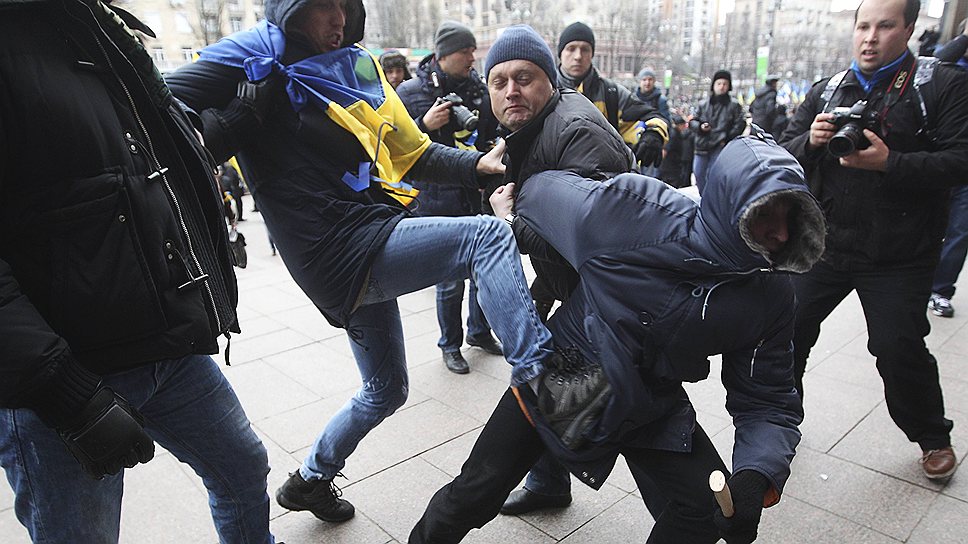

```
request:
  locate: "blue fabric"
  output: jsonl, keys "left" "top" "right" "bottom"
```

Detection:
{"left": 198, "top": 20, "right": 385, "bottom": 113}
{"left": 850, "top": 50, "right": 909, "bottom": 93}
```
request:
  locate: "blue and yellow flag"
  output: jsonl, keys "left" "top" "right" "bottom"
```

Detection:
{"left": 199, "top": 21, "right": 428, "bottom": 205}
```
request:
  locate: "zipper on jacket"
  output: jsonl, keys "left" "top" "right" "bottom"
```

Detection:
{"left": 750, "top": 339, "right": 764, "bottom": 378}
{"left": 76, "top": 1, "right": 224, "bottom": 334}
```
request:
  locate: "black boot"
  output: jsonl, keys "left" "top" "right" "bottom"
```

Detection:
{"left": 500, "top": 488, "right": 572, "bottom": 515}
{"left": 537, "top": 349, "right": 612, "bottom": 450}
{"left": 467, "top": 333, "right": 504, "bottom": 356}
{"left": 442, "top": 349, "right": 470, "bottom": 374}
{"left": 275, "top": 472, "right": 355, "bottom": 522}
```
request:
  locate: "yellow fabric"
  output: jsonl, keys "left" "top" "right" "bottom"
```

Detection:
{"left": 318, "top": 49, "right": 430, "bottom": 205}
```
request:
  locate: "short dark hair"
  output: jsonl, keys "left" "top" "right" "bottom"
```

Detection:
{"left": 855, "top": 0, "right": 919, "bottom": 27}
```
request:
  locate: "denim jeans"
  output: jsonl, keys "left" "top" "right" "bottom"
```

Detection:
{"left": 0, "top": 355, "right": 274, "bottom": 544}
{"left": 436, "top": 278, "right": 490, "bottom": 351}
{"left": 692, "top": 147, "right": 723, "bottom": 195}
{"left": 932, "top": 185, "right": 968, "bottom": 299}
{"left": 300, "top": 215, "right": 554, "bottom": 481}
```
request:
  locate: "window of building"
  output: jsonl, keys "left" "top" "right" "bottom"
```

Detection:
{"left": 230, "top": 17, "right": 243, "bottom": 32}
{"left": 182, "top": 47, "right": 195, "bottom": 62}
{"left": 151, "top": 47, "right": 166, "bottom": 64}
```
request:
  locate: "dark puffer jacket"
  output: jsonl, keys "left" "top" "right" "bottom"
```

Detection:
{"left": 690, "top": 94, "right": 746, "bottom": 153}
{"left": 396, "top": 55, "right": 499, "bottom": 217}
{"left": 515, "top": 136, "right": 826, "bottom": 502}
{"left": 779, "top": 54, "right": 968, "bottom": 269}
{"left": 0, "top": 0, "right": 238, "bottom": 420}
{"left": 167, "top": 0, "right": 484, "bottom": 327}
{"left": 485, "top": 90, "right": 633, "bottom": 300}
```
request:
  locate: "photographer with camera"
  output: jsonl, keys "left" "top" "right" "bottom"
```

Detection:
{"left": 779, "top": 0, "right": 968, "bottom": 482}
{"left": 396, "top": 20, "right": 504, "bottom": 375}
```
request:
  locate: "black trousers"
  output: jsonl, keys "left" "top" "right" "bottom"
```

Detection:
{"left": 793, "top": 259, "right": 953, "bottom": 449}
{"left": 409, "top": 389, "right": 728, "bottom": 544}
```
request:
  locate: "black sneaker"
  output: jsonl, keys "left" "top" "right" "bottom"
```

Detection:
{"left": 467, "top": 333, "right": 504, "bottom": 356}
{"left": 537, "top": 348, "right": 612, "bottom": 450}
{"left": 275, "top": 472, "right": 355, "bottom": 522}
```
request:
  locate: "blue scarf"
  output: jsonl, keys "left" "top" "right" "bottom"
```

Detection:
{"left": 198, "top": 20, "right": 385, "bottom": 112}
{"left": 850, "top": 50, "right": 909, "bottom": 93}
{"left": 197, "top": 21, "right": 428, "bottom": 203}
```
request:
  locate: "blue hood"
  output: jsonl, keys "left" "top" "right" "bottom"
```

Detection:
{"left": 696, "top": 136, "right": 826, "bottom": 273}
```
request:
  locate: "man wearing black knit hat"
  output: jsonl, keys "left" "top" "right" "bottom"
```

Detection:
{"left": 555, "top": 21, "right": 669, "bottom": 173}
{"left": 689, "top": 69, "right": 746, "bottom": 194}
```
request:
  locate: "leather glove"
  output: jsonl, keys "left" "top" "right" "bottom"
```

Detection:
{"left": 713, "top": 470, "right": 770, "bottom": 544}
{"left": 634, "top": 130, "right": 664, "bottom": 168}
{"left": 237, "top": 74, "right": 286, "bottom": 123}
{"left": 57, "top": 387, "right": 155, "bottom": 479}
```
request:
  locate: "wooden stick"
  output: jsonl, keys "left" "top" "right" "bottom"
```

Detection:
{"left": 709, "top": 470, "right": 735, "bottom": 518}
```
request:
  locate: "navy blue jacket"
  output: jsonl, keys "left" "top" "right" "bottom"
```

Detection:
{"left": 514, "top": 136, "right": 826, "bottom": 503}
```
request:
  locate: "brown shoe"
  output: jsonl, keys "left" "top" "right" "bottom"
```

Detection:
{"left": 920, "top": 447, "right": 957, "bottom": 481}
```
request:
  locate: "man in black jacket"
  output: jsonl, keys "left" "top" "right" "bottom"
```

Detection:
{"left": 167, "top": 2, "right": 599, "bottom": 523}
{"left": 690, "top": 69, "right": 746, "bottom": 194}
{"left": 477, "top": 24, "right": 639, "bottom": 518}
{"left": 779, "top": 0, "right": 968, "bottom": 481}
{"left": 750, "top": 74, "right": 781, "bottom": 138}
{"left": 397, "top": 21, "right": 503, "bottom": 375}
{"left": 0, "top": 0, "right": 277, "bottom": 542}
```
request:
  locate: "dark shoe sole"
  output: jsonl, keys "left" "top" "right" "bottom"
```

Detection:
{"left": 558, "top": 383, "right": 612, "bottom": 450}
{"left": 275, "top": 489, "right": 356, "bottom": 522}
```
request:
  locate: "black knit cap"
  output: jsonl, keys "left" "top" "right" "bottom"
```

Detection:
{"left": 557, "top": 21, "right": 595, "bottom": 58}
{"left": 435, "top": 20, "right": 476, "bottom": 58}
{"left": 711, "top": 69, "right": 732, "bottom": 92}
{"left": 485, "top": 24, "right": 557, "bottom": 85}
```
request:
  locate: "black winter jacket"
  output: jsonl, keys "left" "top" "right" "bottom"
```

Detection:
{"left": 485, "top": 90, "right": 633, "bottom": 300}
{"left": 396, "top": 55, "right": 498, "bottom": 217}
{"left": 690, "top": 95, "right": 746, "bottom": 153}
{"left": 0, "top": 0, "right": 238, "bottom": 424}
{"left": 779, "top": 54, "right": 968, "bottom": 269}
{"left": 750, "top": 85, "right": 778, "bottom": 134}
{"left": 166, "top": 0, "right": 484, "bottom": 327}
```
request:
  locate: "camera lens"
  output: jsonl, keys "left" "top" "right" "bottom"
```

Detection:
{"left": 828, "top": 123, "right": 863, "bottom": 158}
{"left": 451, "top": 104, "right": 478, "bottom": 131}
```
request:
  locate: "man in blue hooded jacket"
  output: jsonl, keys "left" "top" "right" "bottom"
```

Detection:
{"left": 410, "top": 134, "right": 827, "bottom": 544}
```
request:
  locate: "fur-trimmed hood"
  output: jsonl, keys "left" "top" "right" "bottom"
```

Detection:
{"left": 698, "top": 135, "right": 826, "bottom": 273}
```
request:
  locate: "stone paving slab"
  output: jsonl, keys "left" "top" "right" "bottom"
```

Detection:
{"left": 3, "top": 201, "right": 967, "bottom": 543}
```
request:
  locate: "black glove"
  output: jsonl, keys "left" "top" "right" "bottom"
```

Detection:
{"left": 635, "top": 130, "right": 664, "bottom": 168}
{"left": 713, "top": 470, "right": 770, "bottom": 544}
{"left": 237, "top": 74, "right": 286, "bottom": 123}
{"left": 57, "top": 387, "right": 155, "bottom": 479}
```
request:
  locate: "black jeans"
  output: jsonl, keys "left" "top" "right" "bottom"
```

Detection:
{"left": 409, "top": 389, "right": 728, "bottom": 544}
{"left": 792, "top": 259, "right": 953, "bottom": 449}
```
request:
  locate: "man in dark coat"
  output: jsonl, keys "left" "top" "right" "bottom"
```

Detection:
{"left": 690, "top": 69, "right": 746, "bottom": 194}
{"left": 779, "top": 0, "right": 968, "bottom": 481}
{"left": 750, "top": 74, "right": 780, "bottom": 137}
{"left": 658, "top": 114, "right": 691, "bottom": 188}
{"left": 167, "top": 0, "right": 597, "bottom": 523}
{"left": 0, "top": 0, "right": 276, "bottom": 541}
{"left": 396, "top": 20, "right": 503, "bottom": 374}
{"left": 474, "top": 24, "right": 635, "bottom": 517}
{"left": 410, "top": 134, "right": 826, "bottom": 544}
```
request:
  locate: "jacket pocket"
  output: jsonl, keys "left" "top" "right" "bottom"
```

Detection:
{"left": 42, "top": 171, "right": 167, "bottom": 351}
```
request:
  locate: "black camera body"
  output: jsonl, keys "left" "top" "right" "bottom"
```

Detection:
{"left": 437, "top": 92, "right": 479, "bottom": 132}
{"left": 827, "top": 99, "right": 880, "bottom": 158}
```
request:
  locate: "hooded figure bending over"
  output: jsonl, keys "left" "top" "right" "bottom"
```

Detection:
{"left": 410, "top": 135, "right": 827, "bottom": 544}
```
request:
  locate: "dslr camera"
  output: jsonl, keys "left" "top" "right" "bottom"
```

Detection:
{"left": 437, "top": 92, "right": 479, "bottom": 132}
{"left": 826, "top": 100, "right": 880, "bottom": 158}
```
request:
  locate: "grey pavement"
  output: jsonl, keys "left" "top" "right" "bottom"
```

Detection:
{"left": 3, "top": 197, "right": 967, "bottom": 543}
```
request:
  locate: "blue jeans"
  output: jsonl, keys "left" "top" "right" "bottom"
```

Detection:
{"left": 301, "top": 215, "right": 554, "bottom": 481}
{"left": 692, "top": 147, "right": 723, "bottom": 195}
{"left": 0, "top": 355, "right": 274, "bottom": 544}
{"left": 436, "top": 278, "right": 490, "bottom": 351}
{"left": 932, "top": 185, "right": 968, "bottom": 299}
